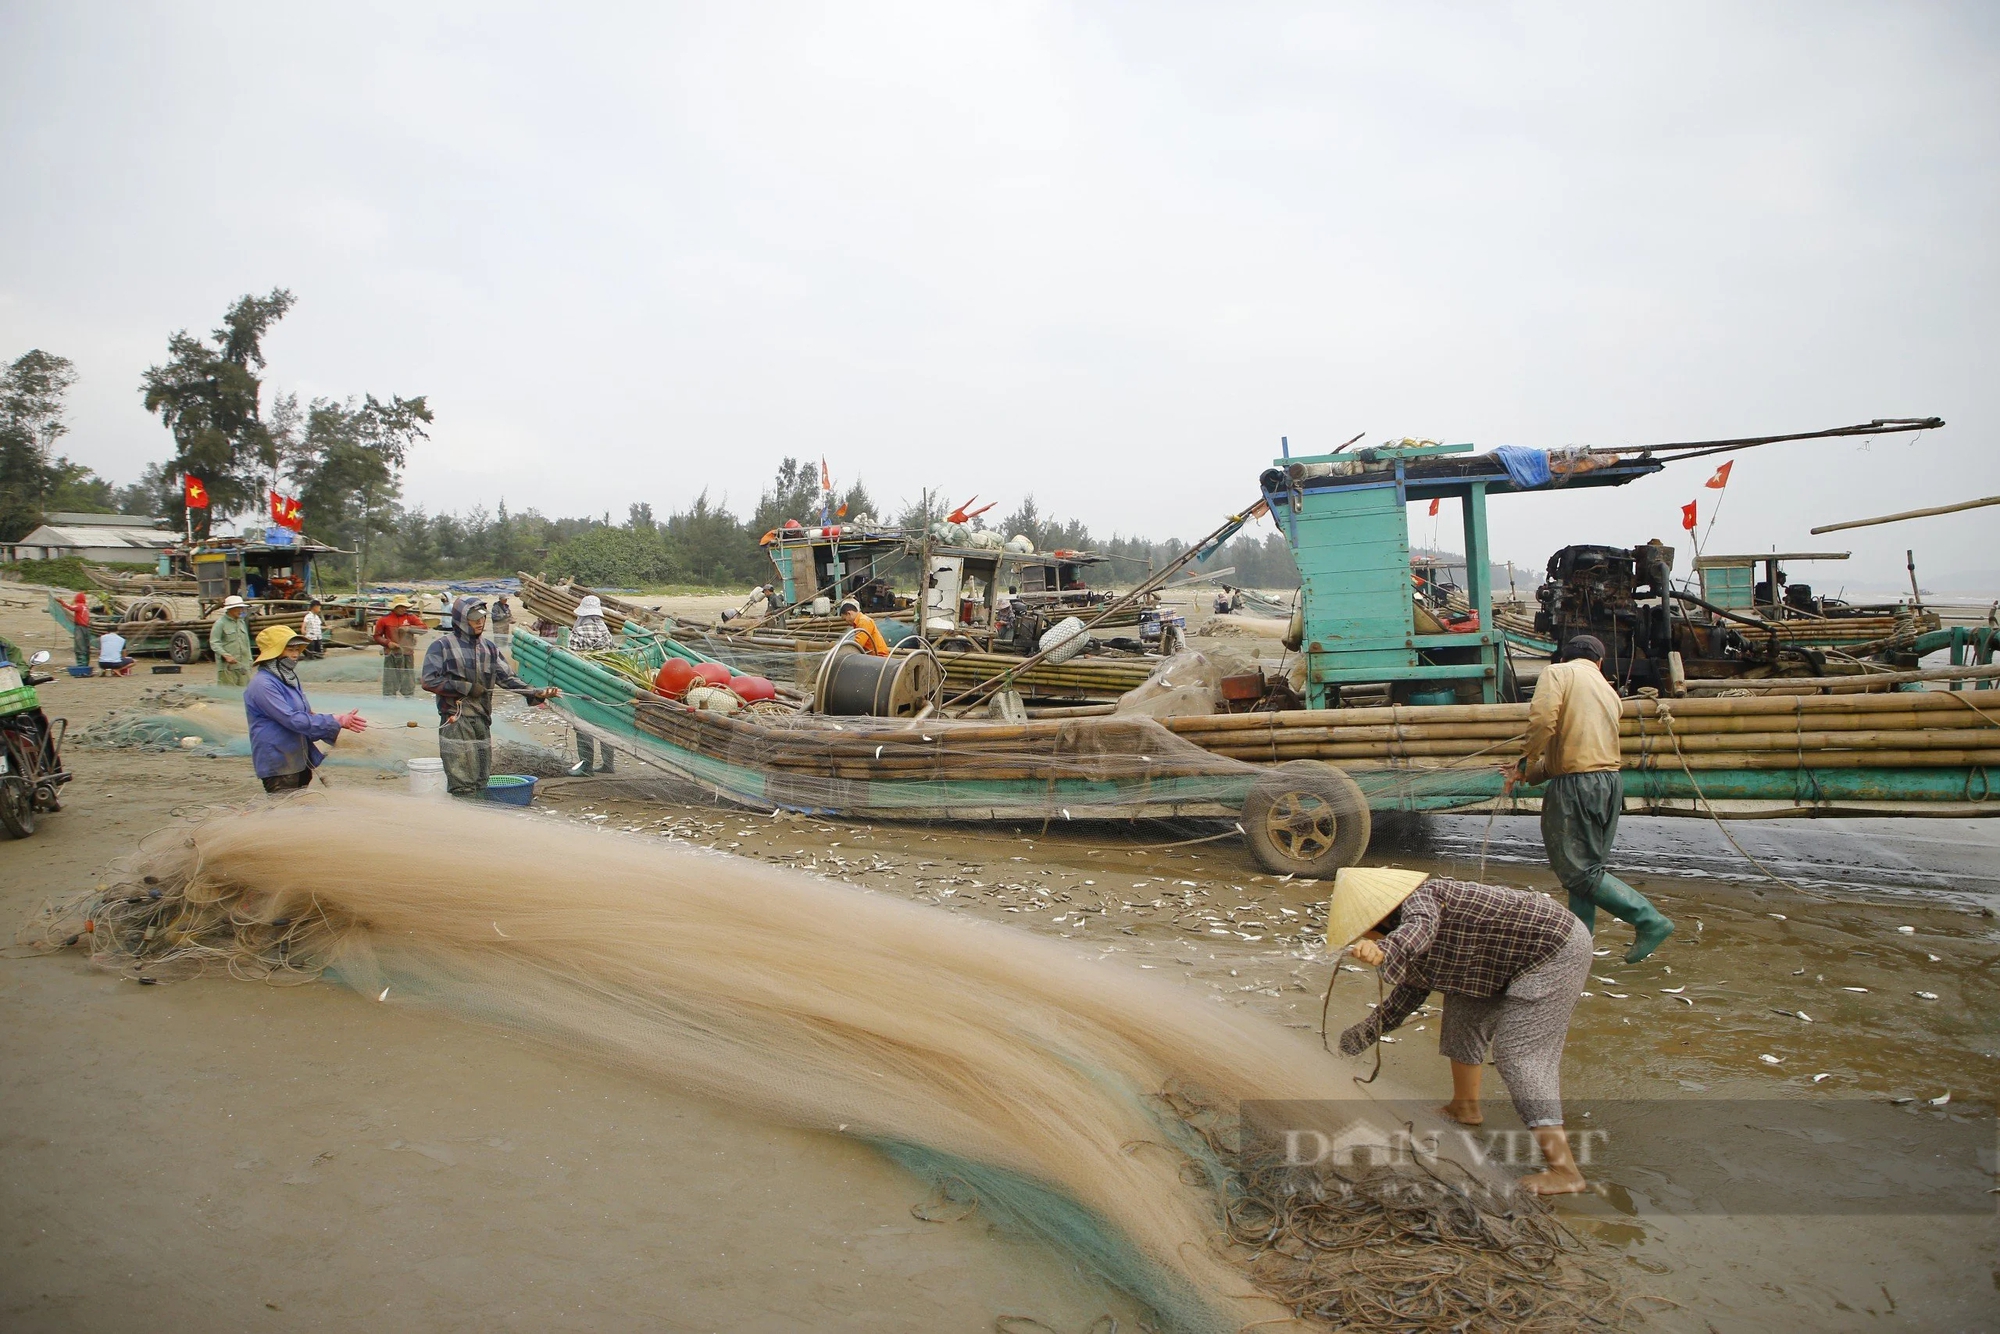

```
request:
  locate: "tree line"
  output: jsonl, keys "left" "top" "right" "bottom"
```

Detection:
{"left": 2, "top": 290, "right": 1301, "bottom": 591}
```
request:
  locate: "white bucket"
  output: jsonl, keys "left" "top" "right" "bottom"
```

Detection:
{"left": 407, "top": 756, "right": 447, "bottom": 798}
{"left": 811, "top": 596, "right": 832, "bottom": 616}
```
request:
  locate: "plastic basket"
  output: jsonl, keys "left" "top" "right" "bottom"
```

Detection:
{"left": 0, "top": 685, "right": 39, "bottom": 714}
{"left": 482, "top": 774, "right": 538, "bottom": 806}
{"left": 67, "top": 665, "right": 94, "bottom": 678}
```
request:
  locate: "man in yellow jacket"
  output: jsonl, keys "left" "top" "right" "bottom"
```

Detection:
{"left": 1512, "top": 634, "right": 1674, "bottom": 963}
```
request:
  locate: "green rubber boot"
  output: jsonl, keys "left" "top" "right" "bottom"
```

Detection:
{"left": 1567, "top": 890, "right": 1597, "bottom": 933}
{"left": 1592, "top": 873, "right": 1674, "bottom": 963}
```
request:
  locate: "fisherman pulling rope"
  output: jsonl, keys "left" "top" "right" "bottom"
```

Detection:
{"left": 1508, "top": 633, "right": 1674, "bottom": 963}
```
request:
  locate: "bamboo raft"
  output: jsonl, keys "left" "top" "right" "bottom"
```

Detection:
{"left": 1164, "top": 690, "right": 2000, "bottom": 817}
{"left": 517, "top": 574, "right": 667, "bottom": 637}
{"left": 513, "top": 633, "right": 1253, "bottom": 821}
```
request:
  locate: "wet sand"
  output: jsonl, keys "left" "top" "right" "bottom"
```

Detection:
{"left": 2, "top": 590, "right": 1995, "bottom": 1330}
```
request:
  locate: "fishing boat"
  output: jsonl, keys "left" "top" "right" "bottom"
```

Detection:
{"left": 509, "top": 630, "right": 1378, "bottom": 876}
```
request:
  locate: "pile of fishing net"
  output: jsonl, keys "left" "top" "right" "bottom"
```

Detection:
{"left": 30, "top": 792, "right": 1625, "bottom": 1332}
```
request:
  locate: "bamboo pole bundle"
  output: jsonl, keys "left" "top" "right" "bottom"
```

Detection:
{"left": 1164, "top": 689, "right": 1993, "bottom": 734}
{"left": 1191, "top": 743, "right": 2000, "bottom": 771}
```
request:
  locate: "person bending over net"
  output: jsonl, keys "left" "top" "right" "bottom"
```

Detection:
{"left": 1329, "top": 867, "right": 1593, "bottom": 1195}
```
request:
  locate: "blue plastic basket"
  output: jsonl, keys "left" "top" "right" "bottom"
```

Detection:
{"left": 482, "top": 774, "right": 538, "bottom": 806}
{"left": 67, "top": 665, "right": 94, "bottom": 678}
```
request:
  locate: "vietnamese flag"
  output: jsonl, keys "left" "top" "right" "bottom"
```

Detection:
{"left": 1705, "top": 460, "right": 1734, "bottom": 489}
{"left": 270, "top": 490, "right": 287, "bottom": 525}
{"left": 1681, "top": 500, "right": 1698, "bottom": 531}
{"left": 1427, "top": 497, "right": 1440, "bottom": 516}
{"left": 184, "top": 475, "right": 210, "bottom": 509}
{"left": 283, "top": 496, "right": 303, "bottom": 531}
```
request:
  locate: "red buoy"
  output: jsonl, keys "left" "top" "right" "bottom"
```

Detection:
{"left": 653, "top": 659, "right": 698, "bottom": 698}
{"left": 729, "top": 674, "right": 777, "bottom": 703}
{"left": 693, "top": 662, "right": 733, "bottom": 686}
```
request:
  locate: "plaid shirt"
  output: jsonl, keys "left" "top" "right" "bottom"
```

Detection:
{"left": 1338, "top": 878, "right": 1575, "bottom": 1056}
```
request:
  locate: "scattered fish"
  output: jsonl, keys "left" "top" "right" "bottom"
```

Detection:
{"left": 1670, "top": 995, "right": 1693, "bottom": 1006}
{"left": 1812, "top": 1073, "right": 1830, "bottom": 1083}
{"left": 1768, "top": 913, "right": 1787, "bottom": 921}
{"left": 493, "top": 922, "right": 510, "bottom": 938}
{"left": 1592, "top": 949, "right": 1612, "bottom": 958}
{"left": 1843, "top": 986, "right": 1869, "bottom": 993}
{"left": 377, "top": 987, "right": 390, "bottom": 1002}
{"left": 1914, "top": 991, "right": 1939, "bottom": 1001}
{"left": 1606, "top": 992, "right": 1629, "bottom": 999}
{"left": 1896, "top": 926, "right": 1916, "bottom": 935}
{"left": 1661, "top": 986, "right": 1685, "bottom": 994}
{"left": 1929, "top": 1092, "right": 1951, "bottom": 1107}
{"left": 1791, "top": 969, "right": 1807, "bottom": 976}
{"left": 1927, "top": 953, "right": 1941, "bottom": 962}
{"left": 1759, "top": 1054, "right": 1784, "bottom": 1065}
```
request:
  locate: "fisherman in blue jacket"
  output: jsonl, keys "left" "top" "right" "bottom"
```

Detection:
{"left": 244, "top": 625, "right": 366, "bottom": 793}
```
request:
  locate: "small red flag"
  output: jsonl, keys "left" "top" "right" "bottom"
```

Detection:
{"left": 270, "top": 490, "right": 286, "bottom": 524}
{"left": 835, "top": 502, "right": 848, "bottom": 518}
{"left": 281, "top": 496, "right": 304, "bottom": 532}
{"left": 1426, "top": 497, "right": 1440, "bottom": 517}
{"left": 1681, "top": 500, "right": 1698, "bottom": 531}
{"left": 820, "top": 457, "right": 832, "bottom": 491}
{"left": 1705, "top": 460, "right": 1733, "bottom": 489}
{"left": 184, "top": 475, "right": 209, "bottom": 509}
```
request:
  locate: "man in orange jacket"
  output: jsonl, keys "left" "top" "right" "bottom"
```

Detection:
{"left": 371, "top": 599, "right": 428, "bottom": 696}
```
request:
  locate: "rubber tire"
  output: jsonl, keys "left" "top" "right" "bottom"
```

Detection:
{"left": 170, "top": 630, "right": 199, "bottom": 665}
{"left": 1241, "top": 760, "right": 1371, "bottom": 877}
{"left": 0, "top": 778, "right": 34, "bottom": 839}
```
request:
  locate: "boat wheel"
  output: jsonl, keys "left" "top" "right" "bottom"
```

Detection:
{"left": 1240, "top": 761, "right": 1372, "bottom": 877}
{"left": 1262, "top": 790, "right": 1338, "bottom": 861}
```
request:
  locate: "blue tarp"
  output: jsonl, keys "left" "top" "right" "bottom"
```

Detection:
{"left": 1492, "top": 446, "right": 1552, "bottom": 489}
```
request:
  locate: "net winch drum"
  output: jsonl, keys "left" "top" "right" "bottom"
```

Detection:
{"left": 813, "top": 638, "right": 944, "bottom": 718}
{"left": 1039, "top": 616, "right": 1091, "bottom": 664}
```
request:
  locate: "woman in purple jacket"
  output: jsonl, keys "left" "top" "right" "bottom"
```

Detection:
{"left": 244, "top": 626, "right": 366, "bottom": 793}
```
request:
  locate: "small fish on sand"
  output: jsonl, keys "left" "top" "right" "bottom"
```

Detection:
{"left": 1896, "top": 925, "right": 1916, "bottom": 934}
{"left": 1812, "top": 1073, "right": 1830, "bottom": 1083}
{"left": 1929, "top": 1092, "right": 1951, "bottom": 1106}
{"left": 1759, "top": 1054, "right": 1784, "bottom": 1065}
{"left": 1914, "top": 991, "right": 1939, "bottom": 1001}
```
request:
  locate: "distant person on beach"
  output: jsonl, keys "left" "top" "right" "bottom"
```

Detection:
{"left": 489, "top": 595, "right": 514, "bottom": 656}
{"left": 564, "top": 598, "right": 616, "bottom": 776}
{"left": 244, "top": 626, "right": 365, "bottom": 793}
{"left": 209, "top": 595, "right": 253, "bottom": 687}
{"left": 301, "top": 598, "right": 325, "bottom": 659}
{"left": 64, "top": 591, "right": 92, "bottom": 668}
{"left": 1510, "top": 633, "right": 1673, "bottom": 963}
{"left": 567, "top": 594, "right": 615, "bottom": 652}
{"left": 96, "top": 627, "right": 130, "bottom": 676}
{"left": 372, "top": 599, "right": 427, "bottom": 696}
{"left": 1329, "top": 867, "right": 1593, "bottom": 1195}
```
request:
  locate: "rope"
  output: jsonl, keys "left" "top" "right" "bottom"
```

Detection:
{"left": 1653, "top": 702, "right": 1829, "bottom": 901}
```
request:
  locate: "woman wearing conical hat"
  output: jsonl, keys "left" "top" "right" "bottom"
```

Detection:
{"left": 1328, "top": 866, "right": 1593, "bottom": 1195}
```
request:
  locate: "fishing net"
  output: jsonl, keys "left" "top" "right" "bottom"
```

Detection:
{"left": 31, "top": 791, "right": 1621, "bottom": 1333}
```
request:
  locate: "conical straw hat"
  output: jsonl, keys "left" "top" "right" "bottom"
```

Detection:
{"left": 1325, "top": 867, "right": 1431, "bottom": 951}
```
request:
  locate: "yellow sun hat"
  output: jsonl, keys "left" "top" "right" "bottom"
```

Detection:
{"left": 1325, "top": 867, "right": 1431, "bottom": 951}
{"left": 254, "top": 624, "right": 307, "bottom": 663}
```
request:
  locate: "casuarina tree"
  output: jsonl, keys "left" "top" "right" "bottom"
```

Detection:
{"left": 139, "top": 289, "right": 296, "bottom": 528}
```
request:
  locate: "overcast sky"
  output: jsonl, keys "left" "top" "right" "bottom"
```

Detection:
{"left": 3, "top": 2, "right": 1995, "bottom": 587}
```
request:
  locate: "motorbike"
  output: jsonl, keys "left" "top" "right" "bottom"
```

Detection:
{"left": 0, "top": 648, "right": 70, "bottom": 839}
